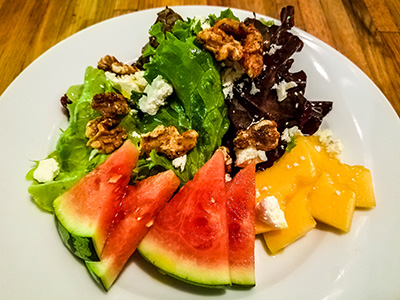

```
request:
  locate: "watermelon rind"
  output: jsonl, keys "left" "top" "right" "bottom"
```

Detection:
{"left": 137, "top": 151, "right": 232, "bottom": 288}
{"left": 55, "top": 216, "right": 99, "bottom": 261}
{"left": 137, "top": 243, "right": 231, "bottom": 288}
{"left": 230, "top": 269, "right": 256, "bottom": 287}
{"left": 85, "top": 170, "right": 181, "bottom": 291}
{"left": 86, "top": 259, "right": 112, "bottom": 290}
{"left": 52, "top": 140, "right": 139, "bottom": 262}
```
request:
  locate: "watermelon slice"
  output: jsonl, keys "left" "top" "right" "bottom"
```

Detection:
{"left": 226, "top": 162, "right": 256, "bottom": 286}
{"left": 137, "top": 150, "right": 231, "bottom": 287}
{"left": 53, "top": 140, "right": 139, "bottom": 261}
{"left": 86, "top": 170, "right": 180, "bottom": 290}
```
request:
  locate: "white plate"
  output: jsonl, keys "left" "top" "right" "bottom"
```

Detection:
{"left": 0, "top": 6, "right": 399, "bottom": 300}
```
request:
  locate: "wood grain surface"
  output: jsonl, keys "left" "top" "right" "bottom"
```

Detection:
{"left": 1, "top": 0, "right": 399, "bottom": 117}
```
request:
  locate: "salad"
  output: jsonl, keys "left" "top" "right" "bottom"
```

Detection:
{"left": 26, "top": 6, "right": 374, "bottom": 291}
{"left": 27, "top": 6, "right": 331, "bottom": 211}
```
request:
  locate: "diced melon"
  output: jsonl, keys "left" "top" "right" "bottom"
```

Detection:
{"left": 347, "top": 166, "right": 375, "bottom": 208}
{"left": 255, "top": 137, "right": 318, "bottom": 234}
{"left": 308, "top": 172, "right": 356, "bottom": 232}
{"left": 263, "top": 186, "right": 316, "bottom": 254}
{"left": 256, "top": 134, "right": 374, "bottom": 252}
{"left": 303, "top": 136, "right": 375, "bottom": 208}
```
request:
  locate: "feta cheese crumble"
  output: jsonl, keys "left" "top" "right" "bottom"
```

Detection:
{"left": 271, "top": 80, "right": 298, "bottom": 102}
{"left": 192, "top": 15, "right": 211, "bottom": 30}
{"left": 131, "top": 131, "right": 141, "bottom": 138}
{"left": 172, "top": 155, "right": 187, "bottom": 172}
{"left": 256, "top": 196, "right": 288, "bottom": 229}
{"left": 221, "top": 62, "right": 245, "bottom": 99}
{"left": 225, "top": 173, "right": 232, "bottom": 182}
{"left": 105, "top": 70, "right": 148, "bottom": 98}
{"left": 281, "top": 126, "right": 302, "bottom": 143}
{"left": 138, "top": 75, "right": 173, "bottom": 116}
{"left": 267, "top": 44, "right": 282, "bottom": 55}
{"left": 250, "top": 81, "right": 260, "bottom": 95}
{"left": 235, "top": 146, "right": 268, "bottom": 167}
{"left": 315, "top": 128, "right": 343, "bottom": 157}
{"left": 33, "top": 158, "right": 60, "bottom": 183}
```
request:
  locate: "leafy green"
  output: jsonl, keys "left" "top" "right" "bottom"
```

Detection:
{"left": 209, "top": 8, "right": 240, "bottom": 25}
{"left": 27, "top": 67, "right": 112, "bottom": 212}
{"left": 285, "top": 138, "right": 297, "bottom": 152}
{"left": 259, "top": 18, "right": 275, "bottom": 27}
{"left": 27, "top": 9, "right": 234, "bottom": 210}
{"left": 128, "top": 21, "right": 229, "bottom": 184}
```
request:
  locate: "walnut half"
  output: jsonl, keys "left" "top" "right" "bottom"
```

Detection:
{"left": 234, "top": 119, "right": 280, "bottom": 152}
{"left": 140, "top": 125, "right": 198, "bottom": 159}
{"left": 86, "top": 117, "right": 128, "bottom": 154}
{"left": 91, "top": 92, "right": 130, "bottom": 119}
{"left": 197, "top": 18, "right": 264, "bottom": 78}
{"left": 97, "top": 55, "right": 138, "bottom": 75}
{"left": 85, "top": 92, "right": 130, "bottom": 154}
{"left": 233, "top": 119, "right": 280, "bottom": 167}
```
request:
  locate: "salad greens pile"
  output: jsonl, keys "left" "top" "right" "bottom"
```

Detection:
{"left": 27, "top": 8, "right": 233, "bottom": 212}
{"left": 27, "top": 6, "right": 332, "bottom": 213}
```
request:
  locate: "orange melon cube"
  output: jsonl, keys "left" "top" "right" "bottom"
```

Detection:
{"left": 263, "top": 186, "right": 317, "bottom": 254}
{"left": 303, "top": 136, "right": 375, "bottom": 208}
{"left": 308, "top": 172, "right": 356, "bottom": 232}
{"left": 255, "top": 137, "right": 317, "bottom": 234}
{"left": 341, "top": 165, "right": 376, "bottom": 208}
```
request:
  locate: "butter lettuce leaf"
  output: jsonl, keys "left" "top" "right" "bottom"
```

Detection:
{"left": 27, "top": 67, "right": 112, "bottom": 212}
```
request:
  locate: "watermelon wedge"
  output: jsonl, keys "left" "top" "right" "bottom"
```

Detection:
{"left": 53, "top": 140, "right": 139, "bottom": 261}
{"left": 137, "top": 150, "right": 231, "bottom": 287}
{"left": 226, "top": 162, "right": 256, "bottom": 286}
{"left": 86, "top": 170, "right": 180, "bottom": 290}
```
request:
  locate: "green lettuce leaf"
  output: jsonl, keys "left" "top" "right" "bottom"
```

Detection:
{"left": 27, "top": 67, "right": 112, "bottom": 212}
{"left": 132, "top": 27, "right": 229, "bottom": 184}
{"left": 208, "top": 8, "right": 240, "bottom": 25}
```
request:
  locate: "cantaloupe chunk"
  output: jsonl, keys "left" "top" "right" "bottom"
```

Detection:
{"left": 346, "top": 166, "right": 375, "bottom": 208}
{"left": 263, "top": 186, "right": 316, "bottom": 254}
{"left": 255, "top": 137, "right": 317, "bottom": 234}
{"left": 303, "top": 136, "right": 375, "bottom": 208}
{"left": 308, "top": 172, "right": 356, "bottom": 232}
{"left": 256, "top": 133, "right": 374, "bottom": 251}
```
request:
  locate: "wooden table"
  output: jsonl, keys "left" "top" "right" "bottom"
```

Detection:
{"left": 1, "top": 0, "right": 399, "bottom": 117}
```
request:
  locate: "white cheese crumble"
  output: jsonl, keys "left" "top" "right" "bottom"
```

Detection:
{"left": 105, "top": 70, "right": 148, "bottom": 98}
{"left": 281, "top": 126, "right": 302, "bottom": 143}
{"left": 225, "top": 173, "right": 232, "bottom": 182}
{"left": 192, "top": 15, "right": 211, "bottom": 30}
{"left": 131, "top": 131, "right": 141, "bottom": 138}
{"left": 267, "top": 44, "right": 282, "bottom": 55}
{"left": 138, "top": 75, "right": 173, "bottom": 116}
{"left": 235, "top": 146, "right": 267, "bottom": 167}
{"left": 256, "top": 196, "right": 288, "bottom": 229}
{"left": 315, "top": 128, "right": 343, "bottom": 157}
{"left": 271, "top": 80, "right": 298, "bottom": 102}
{"left": 221, "top": 62, "right": 245, "bottom": 99}
{"left": 250, "top": 82, "right": 260, "bottom": 95}
{"left": 33, "top": 158, "right": 60, "bottom": 183}
{"left": 172, "top": 155, "right": 187, "bottom": 172}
